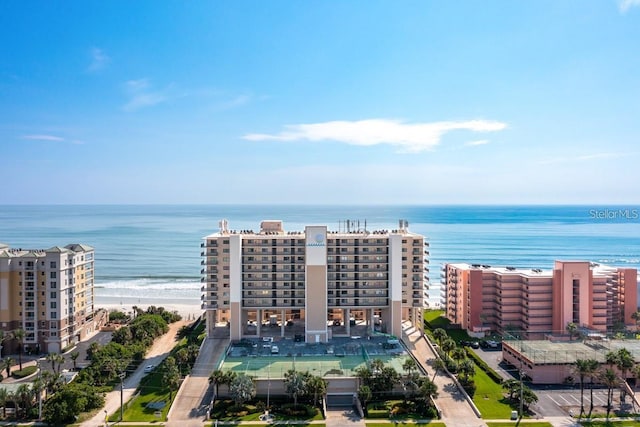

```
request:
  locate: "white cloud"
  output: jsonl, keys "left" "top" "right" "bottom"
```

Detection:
{"left": 620, "top": 0, "right": 640, "bottom": 12}
{"left": 538, "top": 152, "right": 623, "bottom": 165}
{"left": 122, "top": 78, "right": 167, "bottom": 112}
{"left": 464, "top": 139, "right": 489, "bottom": 147}
{"left": 21, "top": 134, "right": 85, "bottom": 145}
{"left": 244, "top": 119, "right": 507, "bottom": 153}
{"left": 21, "top": 134, "right": 64, "bottom": 142}
{"left": 88, "top": 47, "right": 109, "bottom": 72}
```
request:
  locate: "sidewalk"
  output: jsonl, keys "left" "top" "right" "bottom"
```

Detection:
{"left": 401, "top": 322, "right": 487, "bottom": 427}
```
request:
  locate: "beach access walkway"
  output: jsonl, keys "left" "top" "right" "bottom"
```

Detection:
{"left": 80, "top": 320, "right": 188, "bottom": 427}
{"left": 165, "top": 336, "right": 230, "bottom": 427}
{"left": 401, "top": 321, "right": 487, "bottom": 427}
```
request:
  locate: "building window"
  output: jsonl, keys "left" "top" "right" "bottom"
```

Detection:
{"left": 50, "top": 302, "right": 57, "bottom": 309}
{"left": 51, "top": 282, "right": 57, "bottom": 288}
{"left": 50, "top": 272, "right": 57, "bottom": 279}
{"left": 51, "top": 312, "right": 57, "bottom": 319}
{"left": 50, "top": 292, "right": 57, "bottom": 299}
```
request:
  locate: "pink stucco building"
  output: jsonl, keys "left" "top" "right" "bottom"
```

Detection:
{"left": 443, "top": 261, "right": 637, "bottom": 338}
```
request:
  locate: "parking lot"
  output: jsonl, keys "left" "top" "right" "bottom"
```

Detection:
{"left": 468, "top": 345, "right": 638, "bottom": 417}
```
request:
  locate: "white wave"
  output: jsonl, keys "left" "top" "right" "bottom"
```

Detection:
{"left": 95, "top": 278, "right": 200, "bottom": 291}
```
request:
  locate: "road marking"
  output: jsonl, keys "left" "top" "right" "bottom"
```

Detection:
{"left": 547, "top": 395, "right": 561, "bottom": 405}
{"left": 558, "top": 395, "right": 572, "bottom": 404}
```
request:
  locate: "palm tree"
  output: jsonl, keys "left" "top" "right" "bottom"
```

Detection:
{"left": 451, "top": 347, "right": 466, "bottom": 364}
{"left": 432, "top": 328, "right": 447, "bottom": 345}
{"left": 402, "top": 358, "right": 417, "bottom": 376}
{"left": 305, "top": 374, "right": 327, "bottom": 407}
{"left": 586, "top": 359, "right": 600, "bottom": 418}
{"left": 600, "top": 367, "right": 619, "bottom": 420}
{"left": 458, "top": 359, "right": 476, "bottom": 381}
{"left": 2, "top": 357, "right": 14, "bottom": 378}
{"left": 70, "top": 351, "right": 80, "bottom": 371}
{"left": 0, "top": 387, "right": 8, "bottom": 418}
{"left": 12, "top": 329, "right": 25, "bottom": 371}
{"left": 574, "top": 358, "right": 597, "bottom": 419}
{"left": 432, "top": 358, "right": 445, "bottom": 382}
{"left": 161, "top": 356, "right": 181, "bottom": 400}
{"left": 441, "top": 338, "right": 456, "bottom": 357}
{"left": 208, "top": 369, "right": 226, "bottom": 396}
{"left": 284, "top": 369, "right": 306, "bottom": 408}
{"left": 223, "top": 371, "right": 237, "bottom": 394}
{"left": 15, "top": 383, "right": 32, "bottom": 418}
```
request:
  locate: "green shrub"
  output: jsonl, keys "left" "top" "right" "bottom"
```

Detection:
{"left": 459, "top": 376, "right": 477, "bottom": 397}
{"left": 12, "top": 365, "right": 37, "bottom": 378}
{"left": 278, "top": 403, "right": 317, "bottom": 418}
{"left": 367, "top": 409, "right": 389, "bottom": 418}
{"left": 465, "top": 348, "right": 502, "bottom": 384}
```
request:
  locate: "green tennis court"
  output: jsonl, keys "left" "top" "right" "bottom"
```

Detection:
{"left": 221, "top": 354, "right": 412, "bottom": 378}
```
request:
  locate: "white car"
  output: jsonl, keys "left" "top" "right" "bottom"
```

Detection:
{"left": 143, "top": 364, "right": 155, "bottom": 373}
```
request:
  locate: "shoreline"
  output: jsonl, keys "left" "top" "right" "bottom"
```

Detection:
{"left": 96, "top": 297, "right": 204, "bottom": 321}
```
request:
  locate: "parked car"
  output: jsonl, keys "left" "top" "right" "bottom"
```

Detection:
{"left": 470, "top": 341, "right": 480, "bottom": 349}
{"left": 143, "top": 365, "right": 155, "bottom": 373}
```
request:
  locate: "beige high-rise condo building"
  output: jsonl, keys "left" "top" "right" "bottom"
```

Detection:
{"left": 442, "top": 260, "right": 637, "bottom": 338}
{"left": 201, "top": 220, "right": 429, "bottom": 342}
{"left": 0, "top": 243, "right": 103, "bottom": 353}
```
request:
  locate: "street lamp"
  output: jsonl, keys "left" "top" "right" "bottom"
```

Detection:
{"left": 119, "top": 372, "right": 126, "bottom": 421}
{"left": 37, "top": 360, "right": 42, "bottom": 420}
{"left": 519, "top": 368, "right": 524, "bottom": 419}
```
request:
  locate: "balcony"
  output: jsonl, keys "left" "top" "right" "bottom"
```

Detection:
{"left": 201, "top": 302, "right": 218, "bottom": 310}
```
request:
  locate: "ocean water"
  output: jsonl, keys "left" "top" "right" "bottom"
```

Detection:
{"left": 0, "top": 205, "right": 639, "bottom": 307}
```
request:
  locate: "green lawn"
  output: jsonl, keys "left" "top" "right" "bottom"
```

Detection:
{"left": 110, "top": 370, "right": 175, "bottom": 422}
{"left": 472, "top": 365, "right": 514, "bottom": 419}
{"left": 486, "top": 423, "right": 552, "bottom": 427}
{"left": 423, "top": 310, "right": 445, "bottom": 324}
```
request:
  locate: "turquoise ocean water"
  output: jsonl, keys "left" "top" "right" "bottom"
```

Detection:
{"left": 0, "top": 205, "right": 639, "bottom": 307}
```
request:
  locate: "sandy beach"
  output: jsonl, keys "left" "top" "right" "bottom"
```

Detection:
{"left": 96, "top": 295, "right": 204, "bottom": 321}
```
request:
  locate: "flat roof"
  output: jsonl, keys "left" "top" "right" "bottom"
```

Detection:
{"left": 505, "top": 339, "right": 640, "bottom": 365}
{"left": 447, "top": 262, "right": 628, "bottom": 278}
{"left": 204, "top": 220, "right": 423, "bottom": 240}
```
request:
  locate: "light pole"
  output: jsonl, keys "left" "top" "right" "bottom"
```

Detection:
{"left": 37, "top": 360, "right": 42, "bottom": 420}
{"left": 104, "top": 409, "right": 108, "bottom": 427}
{"left": 519, "top": 368, "right": 524, "bottom": 419}
{"left": 266, "top": 363, "right": 271, "bottom": 416}
{"left": 119, "top": 372, "right": 126, "bottom": 421}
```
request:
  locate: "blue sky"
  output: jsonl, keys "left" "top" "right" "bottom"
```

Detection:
{"left": 1, "top": 1, "right": 639, "bottom": 204}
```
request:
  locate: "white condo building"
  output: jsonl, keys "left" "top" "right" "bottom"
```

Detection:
{"left": 201, "top": 220, "right": 429, "bottom": 342}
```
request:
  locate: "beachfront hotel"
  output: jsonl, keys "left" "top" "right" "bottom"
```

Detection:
{"left": 442, "top": 261, "right": 637, "bottom": 338}
{"left": 0, "top": 243, "right": 105, "bottom": 353}
{"left": 201, "top": 220, "right": 429, "bottom": 342}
